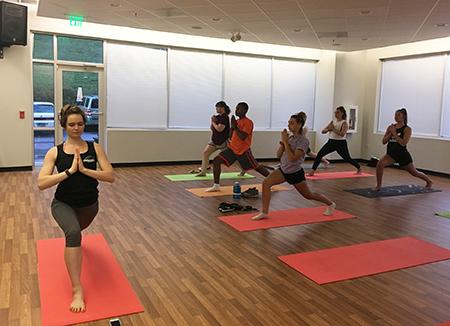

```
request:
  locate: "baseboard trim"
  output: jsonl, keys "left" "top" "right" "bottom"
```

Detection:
{"left": 0, "top": 166, "right": 32, "bottom": 172}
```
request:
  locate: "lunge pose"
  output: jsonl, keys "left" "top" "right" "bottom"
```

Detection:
{"left": 38, "top": 105, "right": 115, "bottom": 313}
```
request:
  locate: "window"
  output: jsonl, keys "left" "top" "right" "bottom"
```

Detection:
{"left": 106, "top": 42, "right": 167, "bottom": 128}
{"left": 57, "top": 36, "right": 103, "bottom": 63}
{"left": 168, "top": 49, "right": 223, "bottom": 128}
{"left": 378, "top": 55, "right": 447, "bottom": 137}
{"left": 33, "top": 63, "right": 54, "bottom": 103}
{"left": 272, "top": 59, "right": 316, "bottom": 129}
{"left": 33, "top": 33, "right": 53, "bottom": 60}
{"left": 224, "top": 54, "right": 272, "bottom": 128}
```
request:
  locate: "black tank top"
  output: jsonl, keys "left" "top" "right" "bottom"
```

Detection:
{"left": 387, "top": 125, "right": 408, "bottom": 153}
{"left": 54, "top": 141, "right": 99, "bottom": 207}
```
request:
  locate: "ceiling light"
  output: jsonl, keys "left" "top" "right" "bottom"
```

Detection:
{"left": 293, "top": 28, "right": 302, "bottom": 33}
{"left": 360, "top": 10, "right": 372, "bottom": 15}
{"left": 435, "top": 23, "right": 448, "bottom": 27}
{"left": 110, "top": 3, "right": 121, "bottom": 8}
{"left": 361, "top": 38, "right": 368, "bottom": 41}
{"left": 211, "top": 17, "right": 222, "bottom": 22}
{"left": 192, "top": 26, "right": 203, "bottom": 30}
{"left": 332, "top": 43, "right": 342, "bottom": 46}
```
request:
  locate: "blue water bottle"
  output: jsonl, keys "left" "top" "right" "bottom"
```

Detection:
{"left": 233, "top": 181, "right": 241, "bottom": 199}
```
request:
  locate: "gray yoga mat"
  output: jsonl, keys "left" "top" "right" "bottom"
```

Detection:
{"left": 346, "top": 184, "right": 441, "bottom": 198}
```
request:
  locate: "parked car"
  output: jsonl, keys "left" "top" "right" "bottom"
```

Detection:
{"left": 79, "top": 95, "right": 99, "bottom": 126}
{"left": 33, "top": 102, "right": 55, "bottom": 128}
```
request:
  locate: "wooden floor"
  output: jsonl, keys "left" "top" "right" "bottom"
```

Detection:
{"left": 0, "top": 162, "right": 449, "bottom": 326}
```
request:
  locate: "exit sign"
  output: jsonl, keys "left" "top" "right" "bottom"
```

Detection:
{"left": 69, "top": 15, "right": 83, "bottom": 27}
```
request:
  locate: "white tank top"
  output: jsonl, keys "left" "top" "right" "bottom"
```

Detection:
{"left": 330, "top": 120, "right": 346, "bottom": 140}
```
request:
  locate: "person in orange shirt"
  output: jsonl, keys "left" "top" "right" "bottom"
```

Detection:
{"left": 206, "top": 102, "right": 270, "bottom": 192}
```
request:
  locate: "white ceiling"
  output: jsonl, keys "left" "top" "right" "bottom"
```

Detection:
{"left": 36, "top": 0, "right": 450, "bottom": 51}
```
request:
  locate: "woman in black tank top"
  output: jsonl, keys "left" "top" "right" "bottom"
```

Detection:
{"left": 38, "top": 105, "right": 114, "bottom": 313}
{"left": 373, "top": 108, "right": 432, "bottom": 191}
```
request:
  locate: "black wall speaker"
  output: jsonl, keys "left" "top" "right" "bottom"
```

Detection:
{"left": 0, "top": 1, "right": 28, "bottom": 46}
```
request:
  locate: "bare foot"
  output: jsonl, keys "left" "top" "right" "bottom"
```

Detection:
{"left": 70, "top": 286, "right": 85, "bottom": 313}
{"left": 252, "top": 212, "right": 269, "bottom": 220}
{"left": 425, "top": 181, "right": 433, "bottom": 191}
{"left": 308, "top": 170, "right": 315, "bottom": 176}
{"left": 356, "top": 168, "right": 362, "bottom": 175}
{"left": 372, "top": 186, "right": 381, "bottom": 192}
{"left": 323, "top": 160, "right": 330, "bottom": 168}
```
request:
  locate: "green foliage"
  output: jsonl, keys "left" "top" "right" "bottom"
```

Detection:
{"left": 57, "top": 36, "right": 103, "bottom": 64}
{"left": 33, "top": 63, "right": 54, "bottom": 102}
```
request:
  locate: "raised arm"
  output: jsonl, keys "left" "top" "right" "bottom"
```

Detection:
{"left": 37, "top": 147, "right": 76, "bottom": 190}
{"left": 331, "top": 121, "right": 348, "bottom": 137}
{"left": 78, "top": 143, "right": 115, "bottom": 183}
{"left": 391, "top": 126, "right": 411, "bottom": 146}
{"left": 322, "top": 121, "right": 333, "bottom": 134}
{"left": 382, "top": 125, "right": 394, "bottom": 144}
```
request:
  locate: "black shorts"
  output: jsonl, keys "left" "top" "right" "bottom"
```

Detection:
{"left": 387, "top": 149, "right": 413, "bottom": 166}
{"left": 279, "top": 168, "right": 306, "bottom": 185}
{"left": 218, "top": 148, "right": 259, "bottom": 171}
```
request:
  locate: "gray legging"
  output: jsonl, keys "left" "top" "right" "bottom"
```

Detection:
{"left": 51, "top": 199, "right": 99, "bottom": 247}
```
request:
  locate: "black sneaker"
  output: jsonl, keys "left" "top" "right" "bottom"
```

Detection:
{"left": 242, "top": 187, "right": 259, "bottom": 198}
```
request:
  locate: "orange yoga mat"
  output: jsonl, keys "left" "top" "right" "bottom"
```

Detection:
{"left": 307, "top": 171, "right": 373, "bottom": 180}
{"left": 37, "top": 234, "right": 144, "bottom": 326}
{"left": 187, "top": 183, "right": 289, "bottom": 197}
{"left": 219, "top": 206, "right": 355, "bottom": 231}
{"left": 279, "top": 237, "right": 450, "bottom": 285}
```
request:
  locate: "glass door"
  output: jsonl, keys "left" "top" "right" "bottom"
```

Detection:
{"left": 55, "top": 66, "right": 104, "bottom": 146}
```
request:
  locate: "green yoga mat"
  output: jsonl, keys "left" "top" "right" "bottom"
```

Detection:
{"left": 165, "top": 172, "right": 255, "bottom": 182}
{"left": 435, "top": 211, "right": 450, "bottom": 218}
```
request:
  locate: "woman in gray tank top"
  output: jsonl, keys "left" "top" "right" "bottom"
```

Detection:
{"left": 252, "top": 112, "right": 336, "bottom": 220}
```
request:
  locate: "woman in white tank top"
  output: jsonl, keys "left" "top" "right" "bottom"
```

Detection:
{"left": 309, "top": 106, "right": 361, "bottom": 176}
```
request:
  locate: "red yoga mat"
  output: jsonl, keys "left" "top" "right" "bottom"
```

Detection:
{"left": 218, "top": 206, "right": 355, "bottom": 232}
{"left": 437, "top": 322, "right": 450, "bottom": 326}
{"left": 279, "top": 237, "right": 450, "bottom": 285}
{"left": 37, "top": 234, "right": 144, "bottom": 326}
{"left": 307, "top": 171, "right": 373, "bottom": 180}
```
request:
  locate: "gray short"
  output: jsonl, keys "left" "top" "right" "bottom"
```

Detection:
{"left": 208, "top": 140, "right": 228, "bottom": 151}
{"left": 51, "top": 199, "right": 99, "bottom": 247}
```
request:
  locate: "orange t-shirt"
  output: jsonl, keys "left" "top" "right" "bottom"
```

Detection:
{"left": 229, "top": 117, "right": 253, "bottom": 155}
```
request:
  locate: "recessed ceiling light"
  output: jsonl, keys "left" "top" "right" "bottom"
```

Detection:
{"left": 435, "top": 23, "right": 449, "bottom": 27}
{"left": 110, "top": 3, "right": 121, "bottom": 8}
{"left": 211, "top": 17, "right": 222, "bottom": 22}
{"left": 360, "top": 10, "right": 372, "bottom": 15}
{"left": 332, "top": 43, "right": 342, "bottom": 46}
{"left": 293, "top": 28, "right": 302, "bottom": 33}
{"left": 361, "top": 38, "right": 368, "bottom": 41}
{"left": 192, "top": 26, "right": 203, "bottom": 30}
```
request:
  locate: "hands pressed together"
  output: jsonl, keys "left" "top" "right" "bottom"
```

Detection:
{"left": 68, "top": 148, "right": 86, "bottom": 175}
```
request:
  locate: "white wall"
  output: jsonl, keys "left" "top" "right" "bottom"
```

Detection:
{"left": 0, "top": 39, "right": 32, "bottom": 168}
{"left": 5, "top": 5, "right": 448, "bottom": 172}
{"left": 27, "top": 4, "right": 335, "bottom": 165}
{"left": 331, "top": 51, "right": 367, "bottom": 159}
{"left": 361, "top": 38, "right": 450, "bottom": 174}
{"left": 106, "top": 129, "right": 316, "bottom": 164}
